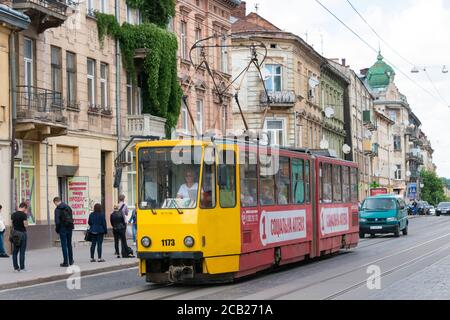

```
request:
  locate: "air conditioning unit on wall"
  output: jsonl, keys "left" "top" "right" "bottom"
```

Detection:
{"left": 119, "top": 150, "right": 133, "bottom": 166}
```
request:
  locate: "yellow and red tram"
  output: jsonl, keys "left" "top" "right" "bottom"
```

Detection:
{"left": 135, "top": 138, "right": 359, "bottom": 284}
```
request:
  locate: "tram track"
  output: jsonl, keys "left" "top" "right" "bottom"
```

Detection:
{"left": 265, "top": 231, "right": 450, "bottom": 300}
{"left": 84, "top": 216, "right": 450, "bottom": 300}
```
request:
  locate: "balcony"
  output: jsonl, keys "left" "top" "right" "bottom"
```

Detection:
{"left": 363, "top": 139, "right": 378, "bottom": 157}
{"left": 363, "top": 110, "right": 377, "bottom": 131}
{"left": 11, "top": 0, "right": 69, "bottom": 33}
{"left": 15, "top": 85, "right": 68, "bottom": 141}
{"left": 127, "top": 114, "right": 166, "bottom": 138}
{"left": 410, "top": 170, "right": 420, "bottom": 179}
{"left": 260, "top": 90, "right": 296, "bottom": 108}
{"left": 406, "top": 127, "right": 419, "bottom": 142}
{"left": 406, "top": 152, "right": 424, "bottom": 164}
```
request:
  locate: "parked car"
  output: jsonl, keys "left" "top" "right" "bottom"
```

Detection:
{"left": 436, "top": 202, "right": 450, "bottom": 216}
{"left": 359, "top": 195, "right": 409, "bottom": 238}
{"left": 417, "top": 201, "right": 431, "bottom": 215}
{"left": 429, "top": 206, "right": 436, "bottom": 215}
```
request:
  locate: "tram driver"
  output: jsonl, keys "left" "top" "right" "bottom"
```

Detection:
{"left": 177, "top": 169, "right": 199, "bottom": 201}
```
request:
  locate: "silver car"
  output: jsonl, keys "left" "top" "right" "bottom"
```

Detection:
{"left": 436, "top": 202, "right": 450, "bottom": 216}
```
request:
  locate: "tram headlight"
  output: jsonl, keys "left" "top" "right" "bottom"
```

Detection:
{"left": 184, "top": 236, "right": 195, "bottom": 248}
{"left": 141, "top": 236, "right": 151, "bottom": 247}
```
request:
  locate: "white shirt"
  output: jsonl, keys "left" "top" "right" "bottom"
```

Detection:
{"left": 177, "top": 183, "right": 198, "bottom": 199}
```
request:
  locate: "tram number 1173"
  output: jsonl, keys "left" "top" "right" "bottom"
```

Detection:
{"left": 162, "top": 239, "right": 175, "bottom": 246}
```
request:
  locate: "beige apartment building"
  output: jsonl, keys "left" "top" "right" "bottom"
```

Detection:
{"left": 230, "top": 6, "right": 323, "bottom": 148}
{"left": 0, "top": 4, "right": 29, "bottom": 239}
{"left": 362, "top": 52, "right": 434, "bottom": 199}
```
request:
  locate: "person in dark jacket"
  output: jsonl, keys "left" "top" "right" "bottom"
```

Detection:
{"left": 10, "top": 202, "right": 29, "bottom": 272}
{"left": 88, "top": 203, "right": 107, "bottom": 262}
{"left": 110, "top": 205, "right": 130, "bottom": 258}
{"left": 53, "top": 197, "right": 74, "bottom": 267}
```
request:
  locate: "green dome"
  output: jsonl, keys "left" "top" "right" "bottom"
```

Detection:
{"left": 367, "top": 52, "right": 395, "bottom": 88}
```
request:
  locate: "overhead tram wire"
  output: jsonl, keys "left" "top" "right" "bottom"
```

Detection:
{"left": 345, "top": 0, "right": 416, "bottom": 68}
{"left": 346, "top": 0, "right": 450, "bottom": 107}
{"left": 314, "top": 0, "right": 444, "bottom": 106}
{"left": 424, "top": 68, "right": 450, "bottom": 106}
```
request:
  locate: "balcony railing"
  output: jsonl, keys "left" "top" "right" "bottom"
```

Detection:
{"left": 363, "top": 140, "right": 378, "bottom": 157}
{"left": 363, "top": 110, "right": 377, "bottom": 131}
{"left": 16, "top": 85, "right": 65, "bottom": 116}
{"left": 406, "top": 127, "right": 419, "bottom": 141}
{"left": 406, "top": 152, "right": 423, "bottom": 164}
{"left": 260, "top": 90, "right": 296, "bottom": 107}
{"left": 127, "top": 114, "right": 166, "bottom": 138}
{"left": 12, "top": 0, "right": 68, "bottom": 32}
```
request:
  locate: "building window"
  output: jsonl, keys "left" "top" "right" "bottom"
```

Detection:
{"left": 126, "top": 73, "right": 141, "bottom": 115}
{"left": 66, "top": 52, "right": 77, "bottom": 108}
{"left": 222, "top": 106, "right": 227, "bottom": 131}
{"left": 14, "top": 143, "right": 36, "bottom": 225}
{"left": 87, "top": 58, "right": 96, "bottom": 107}
{"left": 265, "top": 119, "right": 284, "bottom": 146}
{"left": 393, "top": 135, "right": 401, "bottom": 151}
{"left": 167, "top": 16, "right": 174, "bottom": 31}
{"left": 100, "top": 0, "right": 107, "bottom": 13}
{"left": 51, "top": 46, "right": 62, "bottom": 97}
{"left": 220, "top": 33, "right": 228, "bottom": 73}
{"left": 389, "top": 110, "right": 397, "bottom": 123}
{"left": 264, "top": 64, "right": 282, "bottom": 91}
{"left": 395, "top": 165, "right": 402, "bottom": 180}
{"left": 100, "top": 63, "right": 108, "bottom": 110}
{"left": 87, "top": 0, "right": 95, "bottom": 15}
{"left": 196, "top": 99, "right": 203, "bottom": 134}
{"left": 180, "top": 21, "right": 187, "bottom": 60}
{"left": 24, "top": 37, "right": 33, "bottom": 96}
{"left": 181, "top": 103, "right": 189, "bottom": 133}
{"left": 195, "top": 27, "right": 202, "bottom": 64}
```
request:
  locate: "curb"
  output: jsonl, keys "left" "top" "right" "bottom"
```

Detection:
{"left": 0, "top": 261, "right": 138, "bottom": 291}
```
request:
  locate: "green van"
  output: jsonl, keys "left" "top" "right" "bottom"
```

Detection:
{"left": 359, "top": 195, "right": 408, "bottom": 238}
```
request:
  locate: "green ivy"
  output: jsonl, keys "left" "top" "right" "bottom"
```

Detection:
{"left": 94, "top": 1, "right": 181, "bottom": 137}
{"left": 126, "top": 0, "right": 175, "bottom": 28}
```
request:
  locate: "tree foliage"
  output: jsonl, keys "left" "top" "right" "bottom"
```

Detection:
{"left": 420, "top": 170, "right": 448, "bottom": 205}
{"left": 95, "top": 0, "right": 181, "bottom": 137}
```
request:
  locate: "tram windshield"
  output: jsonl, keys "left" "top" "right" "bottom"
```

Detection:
{"left": 138, "top": 146, "right": 202, "bottom": 209}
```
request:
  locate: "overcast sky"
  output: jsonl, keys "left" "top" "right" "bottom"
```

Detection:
{"left": 243, "top": 0, "right": 450, "bottom": 177}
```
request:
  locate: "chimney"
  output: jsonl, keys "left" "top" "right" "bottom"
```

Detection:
{"left": 231, "top": 1, "right": 246, "bottom": 20}
{"left": 341, "top": 58, "right": 346, "bottom": 66}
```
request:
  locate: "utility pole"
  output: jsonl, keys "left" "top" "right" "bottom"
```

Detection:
{"left": 115, "top": 0, "right": 122, "bottom": 195}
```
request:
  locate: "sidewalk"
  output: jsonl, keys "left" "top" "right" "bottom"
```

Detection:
{"left": 0, "top": 239, "right": 138, "bottom": 290}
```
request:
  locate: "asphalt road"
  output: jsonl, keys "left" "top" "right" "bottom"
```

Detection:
{"left": 2, "top": 215, "right": 450, "bottom": 300}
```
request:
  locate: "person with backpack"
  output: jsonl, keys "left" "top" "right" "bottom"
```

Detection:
{"left": 118, "top": 194, "right": 129, "bottom": 218}
{"left": 10, "top": 202, "right": 29, "bottom": 272}
{"left": 110, "top": 205, "right": 133, "bottom": 258}
{"left": 53, "top": 197, "right": 74, "bottom": 267}
{"left": 0, "top": 205, "right": 9, "bottom": 258}
{"left": 128, "top": 206, "right": 137, "bottom": 246}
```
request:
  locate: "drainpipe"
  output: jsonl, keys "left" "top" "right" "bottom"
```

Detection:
{"left": 10, "top": 32, "right": 17, "bottom": 216}
{"left": 45, "top": 138, "right": 51, "bottom": 244}
{"left": 115, "top": 0, "right": 122, "bottom": 195}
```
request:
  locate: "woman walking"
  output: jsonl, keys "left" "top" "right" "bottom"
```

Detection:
{"left": 88, "top": 203, "right": 107, "bottom": 262}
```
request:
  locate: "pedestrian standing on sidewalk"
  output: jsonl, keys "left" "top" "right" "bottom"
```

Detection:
{"left": 0, "top": 205, "right": 9, "bottom": 258}
{"left": 88, "top": 203, "right": 107, "bottom": 262}
{"left": 118, "top": 194, "right": 129, "bottom": 218}
{"left": 110, "top": 204, "right": 128, "bottom": 258}
{"left": 53, "top": 197, "right": 74, "bottom": 267}
{"left": 10, "top": 202, "right": 29, "bottom": 272}
{"left": 128, "top": 206, "right": 137, "bottom": 246}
